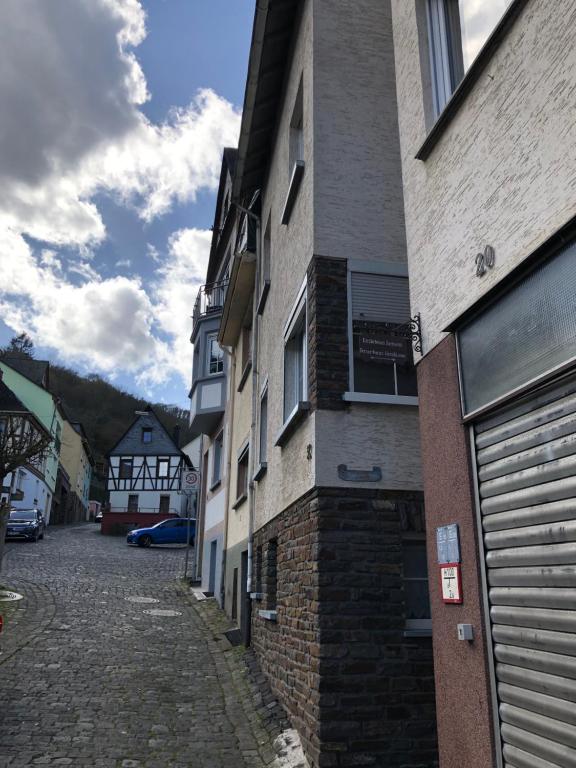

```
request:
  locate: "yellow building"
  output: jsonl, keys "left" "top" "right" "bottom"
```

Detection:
{"left": 58, "top": 419, "right": 93, "bottom": 522}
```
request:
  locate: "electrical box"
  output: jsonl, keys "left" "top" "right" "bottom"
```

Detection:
{"left": 457, "top": 623, "right": 473, "bottom": 641}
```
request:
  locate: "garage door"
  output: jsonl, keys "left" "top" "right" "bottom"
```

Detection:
{"left": 475, "top": 375, "right": 576, "bottom": 768}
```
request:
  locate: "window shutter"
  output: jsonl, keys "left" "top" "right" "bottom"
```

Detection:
{"left": 351, "top": 272, "right": 411, "bottom": 324}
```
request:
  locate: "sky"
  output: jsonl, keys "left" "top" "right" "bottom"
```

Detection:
{"left": 0, "top": 0, "right": 254, "bottom": 408}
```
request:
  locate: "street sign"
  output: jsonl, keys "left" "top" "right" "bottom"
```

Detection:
{"left": 181, "top": 469, "right": 200, "bottom": 492}
{"left": 440, "top": 564, "right": 462, "bottom": 604}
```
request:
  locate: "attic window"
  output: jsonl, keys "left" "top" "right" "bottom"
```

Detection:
{"left": 142, "top": 427, "right": 152, "bottom": 444}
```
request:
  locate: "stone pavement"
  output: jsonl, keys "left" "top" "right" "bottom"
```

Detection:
{"left": 0, "top": 525, "right": 292, "bottom": 768}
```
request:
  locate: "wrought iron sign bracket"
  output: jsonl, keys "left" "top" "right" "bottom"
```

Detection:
{"left": 410, "top": 314, "right": 422, "bottom": 354}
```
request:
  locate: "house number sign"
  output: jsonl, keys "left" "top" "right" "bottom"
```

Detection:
{"left": 475, "top": 245, "right": 495, "bottom": 277}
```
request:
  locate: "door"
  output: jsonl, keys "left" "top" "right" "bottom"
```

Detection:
{"left": 474, "top": 375, "right": 576, "bottom": 767}
{"left": 127, "top": 494, "right": 138, "bottom": 513}
{"left": 159, "top": 495, "right": 170, "bottom": 515}
{"left": 208, "top": 540, "right": 217, "bottom": 595}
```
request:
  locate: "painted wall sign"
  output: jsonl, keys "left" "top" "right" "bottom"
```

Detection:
{"left": 436, "top": 524, "right": 461, "bottom": 564}
{"left": 440, "top": 564, "right": 463, "bottom": 604}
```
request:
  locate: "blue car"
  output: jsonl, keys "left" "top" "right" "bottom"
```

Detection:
{"left": 126, "top": 518, "right": 196, "bottom": 548}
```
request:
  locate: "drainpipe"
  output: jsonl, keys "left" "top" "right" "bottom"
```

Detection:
{"left": 246, "top": 208, "right": 262, "bottom": 647}
{"left": 220, "top": 345, "right": 237, "bottom": 607}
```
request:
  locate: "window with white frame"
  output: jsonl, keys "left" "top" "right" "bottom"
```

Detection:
{"left": 156, "top": 458, "right": 170, "bottom": 479}
{"left": 283, "top": 289, "right": 307, "bottom": 421}
{"left": 259, "top": 386, "right": 268, "bottom": 465}
{"left": 349, "top": 272, "right": 417, "bottom": 398}
{"left": 206, "top": 333, "right": 224, "bottom": 375}
{"left": 427, "top": 0, "right": 512, "bottom": 116}
{"left": 212, "top": 431, "right": 223, "bottom": 487}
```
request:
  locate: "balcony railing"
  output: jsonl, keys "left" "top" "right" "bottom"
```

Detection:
{"left": 192, "top": 279, "right": 228, "bottom": 337}
{"left": 107, "top": 506, "right": 179, "bottom": 515}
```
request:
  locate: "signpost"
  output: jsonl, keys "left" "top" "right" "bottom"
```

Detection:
{"left": 179, "top": 468, "right": 200, "bottom": 581}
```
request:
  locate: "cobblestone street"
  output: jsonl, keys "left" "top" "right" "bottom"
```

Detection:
{"left": 0, "top": 525, "right": 280, "bottom": 768}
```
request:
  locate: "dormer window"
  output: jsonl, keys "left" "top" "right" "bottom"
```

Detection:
{"left": 142, "top": 427, "right": 152, "bottom": 444}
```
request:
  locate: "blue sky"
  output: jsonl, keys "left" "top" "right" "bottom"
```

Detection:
{"left": 0, "top": 0, "right": 254, "bottom": 408}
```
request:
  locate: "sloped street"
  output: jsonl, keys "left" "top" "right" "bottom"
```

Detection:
{"left": 0, "top": 526, "right": 278, "bottom": 768}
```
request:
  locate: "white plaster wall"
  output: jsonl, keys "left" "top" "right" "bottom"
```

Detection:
{"left": 315, "top": 406, "right": 422, "bottom": 490}
{"left": 391, "top": 1, "right": 576, "bottom": 356}
{"left": 9, "top": 469, "right": 52, "bottom": 522}
{"left": 313, "top": 0, "right": 407, "bottom": 264}
{"left": 200, "top": 381, "right": 222, "bottom": 410}
{"left": 204, "top": 486, "right": 226, "bottom": 532}
{"left": 108, "top": 489, "right": 181, "bottom": 514}
{"left": 254, "top": 0, "right": 316, "bottom": 533}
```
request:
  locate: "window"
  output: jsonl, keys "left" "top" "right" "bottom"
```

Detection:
{"left": 289, "top": 78, "right": 304, "bottom": 172}
{"left": 259, "top": 387, "right": 268, "bottom": 465}
{"left": 206, "top": 333, "right": 224, "bottom": 375}
{"left": 283, "top": 292, "right": 307, "bottom": 421}
{"left": 257, "top": 215, "right": 271, "bottom": 314}
{"left": 127, "top": 494, "right": 138, "bottom": 512}
{"left": 142, "top": 427, "right": 152, "bottom": 444}
{"left": 212, "top": 432, "right": 223, "bottom": 487}
{"left": 427, "top": 0, "right": 512, "bottom": 116}
{"left": 159, "top": 495, "right": 170, "bottom": 514}
{"left": 241, "top": 325, "right": 252, "bottom": 373}
{"left": 54, "top": 421, "right": 62, "bottom": 454}
{"left": 403, "top": 541, "right": 432, "bottom": 633}
{"left": 157, "top": 458, "right": 170, "bottom": 479}
{"left": 235, "top": 444, "right": 249, "bottom": 505}
{"left": 265, "top": 538, "right": 278, "bottom": 611}
{"left": 349, "top": 272, "right": 417, "bottom": 398}
{"left": 119, "top": 458, "right": 133, "bottom": 480}
{"left": 17, "top": 469, "right": 25, "bottom": 491}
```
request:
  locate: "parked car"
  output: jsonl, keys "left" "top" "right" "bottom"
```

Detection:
{"left": 126, "top": 518, "right": 196, "bottom": 548}
{"left": 5, "top": 509, "right": 45, "bottom": 542}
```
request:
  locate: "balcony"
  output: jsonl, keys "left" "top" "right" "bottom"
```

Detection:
{"left": 191, "top": 280, "right": 228, "bottom": 341}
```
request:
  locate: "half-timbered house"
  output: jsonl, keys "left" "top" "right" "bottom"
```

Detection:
{"left": 104, "top": 408, "right": 191, "bottom": 534}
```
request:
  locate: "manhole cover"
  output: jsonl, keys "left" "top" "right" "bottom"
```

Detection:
{"left": 0, "top": 590, "right": 23, "bottom": 602}
{"left": 143, "top": 609, "right": 182, "bottom": 617}
{"left": 125, "top": 596, "right": 159, "bottom": 604}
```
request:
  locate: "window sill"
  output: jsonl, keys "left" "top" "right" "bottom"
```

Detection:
{"left": 274, "top": 401, "right": 310, "bottom": 448}
{"left": 256, "top": 280, "right": 271, "bottom": 315}
{"left": 416, "top": 0, "right": 525, "bottom": 161}
{"left": 232, "top": 492, "right": 247, "bottom": 510}
{"left": 403, "top": 628, "right": 432, "bottom": 638}
{"left": 281, "top": 161, "right": 305, "bottom": 225}
{"left": 253, "top": 462, "right": 267, "bottom": 482}
{"left": 209, "top": 478, "right": 221, "bottom": 492}
{"left": 258, "top": 609, "right": 277, "bottom": 622}
{"left": 343, "top": 392, "right": 418, "bottom": 406}
{"left": 237, "top": 360, "right": 252, "bottom": 392}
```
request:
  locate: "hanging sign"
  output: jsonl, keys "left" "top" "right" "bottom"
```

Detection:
{"left": 355, "top": 330, "right": 410, "bottom": 365}
{"left": 440, "top": 564, "right": 463, "bottom": 604}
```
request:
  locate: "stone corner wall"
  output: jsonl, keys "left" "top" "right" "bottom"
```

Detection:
{"left": 251, "top": 486, "right": 438, "bottom": 768}
{"left": 307, "top": 255, "right": 349, "bottom": 412}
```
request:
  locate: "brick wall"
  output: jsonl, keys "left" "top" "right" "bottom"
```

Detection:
{"left": 251, "top": 486, "right": 438, "bottom": 768}
{"left": 307, "top": 256, "right": 349, "bottom": 411}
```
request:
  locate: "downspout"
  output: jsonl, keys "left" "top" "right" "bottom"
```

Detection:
{"left": 220, "top": 345, "right": 237, "bottom": 607}
{"left": 246, "top": 210, "right": 262, "bottom": 647}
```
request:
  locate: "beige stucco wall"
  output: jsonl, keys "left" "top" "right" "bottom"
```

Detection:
{"left": 315, "top": 406, "right": 422, "bottom": 490}
{"left": 391, "top": 1, "right": 576, "bottom": 357}
{"left": 254, "top": 0, "right": 316, "bottom": 533}
{"left": 313, "top": 0, "right": 407, "bottom": 264}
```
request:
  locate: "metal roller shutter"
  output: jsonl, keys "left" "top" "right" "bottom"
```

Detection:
{"left": 475, "top": 375, "right": 576, "bottom": 768}
{"left": 350, "top": 272, "right": 410, "bottom": 324}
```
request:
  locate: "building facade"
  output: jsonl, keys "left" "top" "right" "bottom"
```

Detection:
{"left": 203, "top": 2, "right": 438, "bottom": 766}
{"left": 0, "top": 358, "right": 63, "bottom": 524}
{"left": 391, "top": 2, "right": 576, "bottom": 767}
{"left": 55, "top": 419, "right": 93, "bottom": 523}
{"left": 189, "top": 149, "right": 236, "bottom": 601}
{"left": 105, "top": 408, "right": 189, "bottom": 534}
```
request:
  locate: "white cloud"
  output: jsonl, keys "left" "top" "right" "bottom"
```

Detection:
{"left": 0, "top": 0, "right": 239, "bottom": 395}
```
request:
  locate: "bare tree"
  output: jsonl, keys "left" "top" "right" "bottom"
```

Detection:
{"left": 0, "top": 411, "right": 52, "bottom": 573}
{"left": 0, "top": 333, "right": 35, "bottom": 358}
